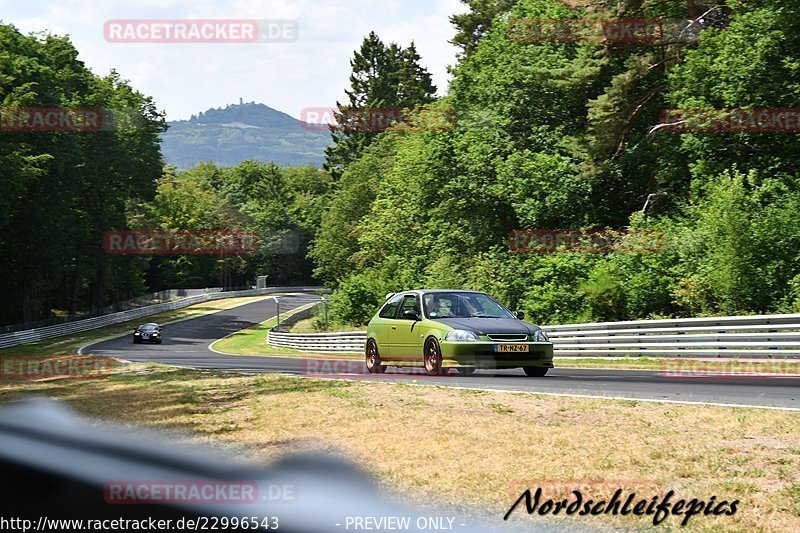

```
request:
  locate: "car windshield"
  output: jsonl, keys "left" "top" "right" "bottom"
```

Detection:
{"left": 423, "top": 292, "right": 515, "bottom": 319}
{"left": 139, "top": 324, "right": 158, "bottom": 332}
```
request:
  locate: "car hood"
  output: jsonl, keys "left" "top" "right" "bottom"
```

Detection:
{"left": 431, "top": 318, "right": 539, "bottom": 336}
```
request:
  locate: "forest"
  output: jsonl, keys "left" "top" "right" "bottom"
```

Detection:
{"left": 2, "top": 0, "right": 799, "bottom": 328}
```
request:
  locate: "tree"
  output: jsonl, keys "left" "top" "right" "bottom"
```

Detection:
{"left": 142, "top": 160, "right": 331, "bottom": 290}
{"left": 323, "top": 32, "right": 436, "bottom": 178}
{"left": 450, "top": 0, "right": 519, "bottom": 57}
{"left": 315, "top": 0, "right": 800, "bottom": 326}
{"left": 0, "top": 24, "right": 165, "bottom": 324}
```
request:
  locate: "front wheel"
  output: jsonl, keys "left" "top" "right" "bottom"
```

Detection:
{"left": 424, "top": 338, "right": 446, "bottom": 376}
{"left": 523, "top": 366, "right": 549, "bottom": 377}
{"left": 365, "top": 339, "right": 386, "bottom": 374}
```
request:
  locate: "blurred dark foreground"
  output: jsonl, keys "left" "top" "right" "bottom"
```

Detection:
{"left": 0, "top": 399, "right": 582, "bottom": 532}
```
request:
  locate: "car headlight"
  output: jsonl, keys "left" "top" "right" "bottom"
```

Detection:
{"left": 533, "top": 330, "right": 549, "bottom": 342}
{"left": 152, "top": 333, "right": 159, "bottom": 336}
{"left": 445, "top": 329, "right": 480, "bottom": 342}
{"left": 134, "top": 332, "right": 141, "bottom": 336}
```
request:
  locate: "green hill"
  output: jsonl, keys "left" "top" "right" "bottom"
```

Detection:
{"left": 161, "top": 102, "right": 330, "bottom": 169}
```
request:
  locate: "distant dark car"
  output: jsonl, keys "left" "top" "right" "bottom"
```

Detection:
{"left": 133, "top": 323, "right": 162, "bottom": 344}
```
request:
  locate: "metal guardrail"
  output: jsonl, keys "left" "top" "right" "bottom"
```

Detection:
{"left": 0, "top": 287, "right": 325, "bottom": 350}
{"left": 267, "top": 311, "right": 800, "bottom": 358}
{"left": 0, "top": 288, "right": 221, "bottom": 334}
{"left": 268, "top": 330, "right": 367, "bottom": 353}
{"left": 542, "top": 313, "right": 800, "bottom": 358}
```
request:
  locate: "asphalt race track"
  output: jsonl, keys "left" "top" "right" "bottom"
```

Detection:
{"left": 85, "top": 294, "right": 800, "bottom": 410}
{"left": 83, "top": 293, "right": 322, "bottom": 372}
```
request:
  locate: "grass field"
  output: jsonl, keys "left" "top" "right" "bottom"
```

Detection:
{"left": 0, "top": 361, "right": 796, "bottom": 531}
{"left": 210, "top": 301, "right": 323, "bottom": 356}
{"left": 288, "top": 315, "right": 361, "bottom": 333}
{"left": 2, "top": 295, "right": 797, "bottom": 530}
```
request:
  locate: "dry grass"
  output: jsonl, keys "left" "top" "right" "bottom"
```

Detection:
{"left": 288, "top": 316, "right": 362, "bottom": 333}
{"left": 0, "top": 361, "right": 797, "bottom": 531}
{"left": 210, "top": 302, "right": 332, "bottom": 357}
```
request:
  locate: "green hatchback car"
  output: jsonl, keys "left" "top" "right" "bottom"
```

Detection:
{"left": 365, "top": 290, "right": 554, "bottom": 376}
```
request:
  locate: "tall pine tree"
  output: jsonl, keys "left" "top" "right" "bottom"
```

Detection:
{"left": 323, "top": 32, "right": 436, "bottom": 178}
{"left": 450, "top": 0, "right": 519, "bottom": 58}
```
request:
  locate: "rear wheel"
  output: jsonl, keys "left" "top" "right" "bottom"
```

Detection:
{"left": 523, "top": 366, "right": 549, "bottom": 377}
{"left": 365, "top": 339, "right": 386, "bottom": 374}
{"left": 424, "top": 338, "right": 446, "bottom": 376}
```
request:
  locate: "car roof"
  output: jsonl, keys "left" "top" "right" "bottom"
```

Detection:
{"left": 393, "top": 289, "right": 485, "bottom": 296}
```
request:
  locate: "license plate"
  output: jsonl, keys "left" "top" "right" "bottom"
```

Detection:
{"left": 495, "top": 344, "right": 529, "bottom": 353}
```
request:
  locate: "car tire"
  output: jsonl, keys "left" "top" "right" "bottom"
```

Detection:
{"left": 455, "top": 366, "right": 476, "bottom": 376}
{"left": 133, "top": 338, "right": 140, "bottom": 344}
{"left": 365, "top": 339, "right": 386, "bottom": 374}
{"left": 424, "top": 338, "right": 446, "bottom": 376}
{"left": 523, "top": 366, "right": 549, "bottom": 377}
{"left": 156, "top": 339, "right": 162, "bottom": 344}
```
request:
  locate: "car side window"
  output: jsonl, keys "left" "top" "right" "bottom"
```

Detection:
{"left": 379, "top": 294, "right": 403, "bottom": 319}
{"left": 399, "top": 295, "right": 419, "bottom": 319}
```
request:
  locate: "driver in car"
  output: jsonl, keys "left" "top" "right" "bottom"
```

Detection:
{"left": 427, "top": 294, "right": 454, "bottom": 318}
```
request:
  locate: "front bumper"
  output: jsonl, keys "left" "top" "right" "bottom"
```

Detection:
{"left": 440, "top": 341, "right": 554, "bottom": 369}
{"left": 134, "top": 335, "right": 160, "bottom": 343}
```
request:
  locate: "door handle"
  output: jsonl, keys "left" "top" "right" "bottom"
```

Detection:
{"left": 391, "top": 326, "right": 397, "bottom": 330}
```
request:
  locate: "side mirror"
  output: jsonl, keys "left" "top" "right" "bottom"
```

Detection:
{"left": 515, "top": 311, "right": 525, "bottom": 320}
{"left": 402, "top": 309, "right": 420, "bottom": 320}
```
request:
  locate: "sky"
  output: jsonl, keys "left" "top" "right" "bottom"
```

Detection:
{"left": 2, "top": 0, "right": 465, "bottom": 121}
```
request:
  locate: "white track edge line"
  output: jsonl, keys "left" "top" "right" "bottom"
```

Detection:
{"left": 285, "top": 375, "right": 800, "bottom": 412}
